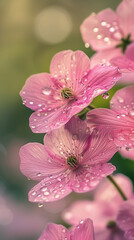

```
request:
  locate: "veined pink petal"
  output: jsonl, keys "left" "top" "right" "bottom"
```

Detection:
{"left": 50, "top": 50, "right": 91, "bottom": 93}
{"left": 117, "top": 199, "right": 134, "bottom": 231}
{"left": 87, "top": 108, "right": 133, "bottom": 128}
{"left": 71, "top": 218, "right": 94, "bottom": 240}
{"left": 44, "top": 116, "right": 91, "bottom": 159}
{"left": 80, "top": 9, "right": 122, "bottom": 51}
{"left": 110, "top": 85, "right": 134, "bottom": 114}
{"left": 119, "top": 147, "right": 134, "bottom": 160}
{"left": 83, "top": 127, "right": 118, "bottom": 165}
{"left": 86, "top": 64, "right": 121, "bottom": 91}
{"left": 117, "top": 0, "right": 134, "bottom": 39}
{"left": 91, "top": 48, "right": 122, "bottom": 68}
{"left": 38, "top": 223, "right": 70, "bottom": 240}
{"left": 125, "top": 42, "right": 134, "bottom": 61}
{"left": 29, "top": 105, "right": 71, "bottom": 133}
{"left": 19, "top": 143, "right": 66, "bottom": 181}
{"left": 20, "top": 73, "right": 62, "bottom": 111}
{"left": 111, "top": 56, "right": 134, "bottom": 73}
{"left": 95, "top": 174, "right": 133, "bottom": 205}
{"left": 71, "top": 163, "right": 115, "bottom": 193}
{"left": 29, "top": 170, "right": 72, "bottom": 202}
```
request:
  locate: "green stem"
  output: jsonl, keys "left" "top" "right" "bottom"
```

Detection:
{"left": 107, "top": 175, "right": 127, "bottom": 201}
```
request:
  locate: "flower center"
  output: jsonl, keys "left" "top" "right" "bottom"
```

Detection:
{"left": 67, "top": 155, "right": 78, "bottom": 168}
{"left": 116, "top": 34, "right": 132, "bottom": 52}
{"left": 61, "top": 88, "right": 73, "bottom": 99}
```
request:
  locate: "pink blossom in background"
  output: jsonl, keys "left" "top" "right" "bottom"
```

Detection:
{"left": 20, "top": 50, "right": 121, "bottom": 133}
{"left": 38, "top": 218, "right": 94, "bottom": 240}
{"left": 117, "top": 199, "right": 134, "bottom": 240}
{"left": 111, "top": 42, "right": 134, "bottom": 72}
{"left": 119, "top": 147, "right": 134, "bottom": 161}
{"left": 19, "top": 116, "right": 118, "bottom": 203}
{"left": 63, "top": 174, "right": 133, "bottom": 240}
{"left": 80, "top": 0, "right": 134, "bottom": 67}
{"left": 87, "top": 85, "right": 134, "bottom": 148}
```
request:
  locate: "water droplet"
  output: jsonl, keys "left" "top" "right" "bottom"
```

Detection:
{"left": 31, "top": 191, "right": 36, "bottom": 196}
{"left": 104, "top": 37, "right": 110, "bottom": 42}
{"left": 93, "top": 27, "right": 99, "bottom": 32}
{"left": 109, "top": 27, "right": 115, "bottom": 32}
{"left": 44, "top": 191, "right": 49, "bottom": 196}
{"left": 29, "top": 101, "right": 34, "bottom": 105}
{"left": 37, "top": 173, "right": 41, "bottom": 177}
{"left": 97, "top": 34, "right": 102, "bottom": 39}
{"left": 126, "top": 147, "right": 131, "bottom": 151}
{"left": 117, "top": 114, "right": 120, "bottom": 119}
{"left": 118, "top": 97, "right": 124, "bottom": 103}
{"left": 102, "top": 92, "right": 109, "bottom": 99}
{"left": 129, "top": 109, "right": 134, "bottom": 117}
{"left": 42, "top": 87, "right": 51, "bottom": 95}
{"left": 101, "top": 21, "right": 107, "bottom": 26}
{"left": 38, "top": 203, "right": 44, "bottom": 208}
{"left": 55, "top": 194, "right": 60, "bottom": 199}
{"left": 85, "top": 43, "right": 90, "bottom": 48}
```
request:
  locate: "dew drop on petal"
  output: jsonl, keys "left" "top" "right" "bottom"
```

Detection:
{"left": 129, "top": 109, "right": 134, "bottom": 117}
{"left": 42, "top": 87, "right": 51, "bottom": 95}
{"left": 38, "top": 203, "right": 44, "bottom": 208}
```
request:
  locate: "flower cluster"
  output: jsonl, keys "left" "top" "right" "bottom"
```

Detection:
{"left": 19, "top": 0, "right": 134, "bottom": 239}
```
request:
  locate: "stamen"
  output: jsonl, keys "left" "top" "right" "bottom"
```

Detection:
{"left": 61, "top": 88, "right": 73, "bottom": 99}
{"left": 67, "top": 155, "right": 78, "bottom": 168}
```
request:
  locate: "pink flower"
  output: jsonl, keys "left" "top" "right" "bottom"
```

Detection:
{"left": 80, "top": 0, "right": 134, "bottom": 66}
{"left": 19, "top": 116, "right": 117, "bottom": 203}
{"left": 117, "top": 199, "right": 134, "bottom": 240}
{"left": 63, "top": 174, "right": 133, "bottom": 240}
{"left": 111, "top": 42, "right": 134, "bottom": 72}
{"left": 20, "top": 50, "right": 121, "bottom": 133}
{"left": 38, "top": 218, "right": 94, "bottom": 240}
{"left": 120, "top": 147, "right": 134, "bottom": 161}
{"left": 87, "top": 85, "right": 134, "bottom": 148}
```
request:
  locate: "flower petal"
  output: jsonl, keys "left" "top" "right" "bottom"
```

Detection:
{"left": 29, "top": 106, "right": 71, "bottom": 133}
{"left": 95, "top": 174, "right": 133, "bottom": 206}
{"left": 80, "top": 9, "right": 122, "bottom": 51}
{"left": 117, "top": 0, "right": 134, "bottom": 39}
{"left": 125, "top": 42, "right": 134, "bottom": 61}
{"left": 44, "top": 116, "right": 91, "bottom": 159}
{"left": 29, "top": 170, "right": 72, "bottom": 202}
{"left": 71, "top": 163, "right": 115, "bottom": 193}
{"left": 117, "top": 199, "right": 134, "bottom": 231}
{"left": 110, "top": 85, "right": 134, "bottom": 114}
{"left": 83, "top": 125, "right": 118, "bottom": 165}
{"left": 20, "top": 73, "right": 62, "bottom": 111}
{"left": 19, "top": 143, "right": 65, "bottom": 181}
{"left": 125, "top": 229, "right": 134, "bottom": 240}
{"left": 63, "top": 200, "right": 115, "bottom": 230}
{"left": 119, "top": 147, "right": 134, "bottom": 160}
{"left": 71, "top": 218, "right": 94, "bottom": 240}
{"left": 87, "top": 108, "right": 133, "bottom": 129}
{"left": 38, "top": 223, "right": 70, "bottom": 240}
{"left": 91, "top": 48, "right": 122, "bottom": 68}
{"left": 111, "top": 56, "right": 134, "bottom": 73}
{"left": 50, "top": 50, "right": 91, "bottom": 93}
{"left": 86, "top": 65, "right": 121, "bottom": 93}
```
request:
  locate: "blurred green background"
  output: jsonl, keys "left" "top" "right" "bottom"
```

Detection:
{"left": 0, "top": 0, "right": 134, "bottom": 239}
